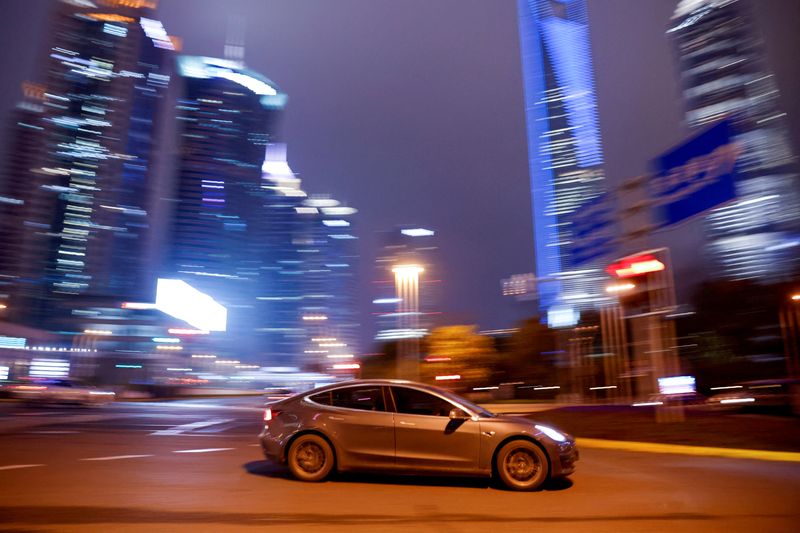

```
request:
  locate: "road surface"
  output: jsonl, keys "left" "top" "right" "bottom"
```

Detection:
{"left": 1, "top": 397, "right": 797, "bottom": 532}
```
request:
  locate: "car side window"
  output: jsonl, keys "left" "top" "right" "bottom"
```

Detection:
{"left": 391, "top": 387, "right": 455, "bottom": 417}
{"left": 309, "top": 391, "right": 332, "bottom": 405}
{"left": 323, "top": 386, "right": 386, "bottom": 412}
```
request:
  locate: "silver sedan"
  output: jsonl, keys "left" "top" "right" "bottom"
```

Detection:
{"left": 259, "top": 379, "right": 577, "bottom": 491}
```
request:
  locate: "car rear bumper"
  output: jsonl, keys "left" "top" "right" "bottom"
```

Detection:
{"left": 259, "top": 427, "right": 284, "bottom": 463}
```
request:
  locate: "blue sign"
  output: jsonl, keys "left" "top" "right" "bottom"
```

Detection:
{"left": 571, "top": 192, "right": 617, "bottom": 265}
{"left": 652, "top": 120, "right": 740, "bottom": 228}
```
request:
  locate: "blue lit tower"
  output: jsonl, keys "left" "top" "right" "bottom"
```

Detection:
{"left": 0, "top": 0, "right": 175, "bottom": 328}
{"left": 669, "top": 0, "right": 800, "bottom": 280}
{"left": 517, "top": 0, "right": 609, "bottom": 317}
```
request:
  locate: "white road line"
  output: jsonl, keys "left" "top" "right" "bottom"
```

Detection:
{"left": 81, "top": 454, "right": 153, "bottom": 461}
{"left": 151, "top": 418, "right": 234, "bottom": 436}
{"left": 0, "top": 464, "right": 45, "bottom": 471}
{"left": 172, "top": 448, "right": 235, "bottom": 454}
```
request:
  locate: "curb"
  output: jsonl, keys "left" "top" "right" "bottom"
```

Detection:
{"left": 577, "top": 437, "right": 800, "bottom": 463}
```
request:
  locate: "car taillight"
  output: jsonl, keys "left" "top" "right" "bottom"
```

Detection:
{"left": 264, "top": 407, "right": 281, "bottom": 422}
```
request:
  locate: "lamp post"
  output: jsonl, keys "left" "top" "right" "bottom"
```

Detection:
{"left": 392, "top": 264, "right": 424, "bottom": 381}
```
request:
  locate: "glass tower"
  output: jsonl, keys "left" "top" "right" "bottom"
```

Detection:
{"left": 517, "top": 0, "right": 610, "bottom": 318}
{"left": 0, "top": 0, "right": 174, "bottom": 328}
{"left": 669, "top": 0, "right": 800, "bottom": 280}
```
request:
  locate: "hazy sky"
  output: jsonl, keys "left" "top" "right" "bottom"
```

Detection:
{"left": 0, "top": 0, "right": 798, "bottom": 347}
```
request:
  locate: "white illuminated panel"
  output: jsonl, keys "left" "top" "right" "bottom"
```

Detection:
{"left": 155, "top": 279, "right": 227, "bottom": 332}
{"left": 401, "top": 228, "right": 435, "bottom": 237}
{"left": 30, "top": 359, "right": 69, "bottom": 378}
{"left": 658, "top": 375, "right": 696, "bottom": 395}
{"left": 0, "top": 365, "right": 9, "bottom": 380}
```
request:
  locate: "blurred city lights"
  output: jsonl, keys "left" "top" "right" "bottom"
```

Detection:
{"left": 435, "top": 374, "right": 461, "bottom": 381}
{"left": 84, "top": 329, "right": 112, "bottom": 335}
{"left": 606, "top": 282, "right": 636, "bottom": 293}
{"left": 400, "top": 228, "right": 435, "bottom": 237}
{"left": 392, "top": 264, "right": 425, "bottom": 276}
{"left": 332, "top": 363, "right": 360, "bottom": 370}
{"left": 607, "top": 255, "right": 666, "bottom": 278}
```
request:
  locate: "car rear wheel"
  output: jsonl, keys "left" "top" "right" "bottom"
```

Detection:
{"left": 496, "top": 440, "right": 549, "bottom": 491}
{"left": 287, "top": 434, "right": 334, "bottom": 482}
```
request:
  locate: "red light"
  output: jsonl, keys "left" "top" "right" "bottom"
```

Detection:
{"left": 263, "top": 407, "right": 281, "bottom": 422}
{"left": 607, "top": 255, "right": 666, "bottom": 278}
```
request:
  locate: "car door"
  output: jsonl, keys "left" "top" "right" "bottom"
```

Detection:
{"left": 309, "top": 385, "right": 395, "bottom": 470}
{"left": 389, "top": 385, "right": 480, "bottom": 473}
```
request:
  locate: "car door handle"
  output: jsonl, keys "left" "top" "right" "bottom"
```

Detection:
{"left": 399, "top": 421, "right": 416, "bottom": 426}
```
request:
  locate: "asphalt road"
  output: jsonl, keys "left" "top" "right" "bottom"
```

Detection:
{"left": 1, "top": 398, "right": 798, "bottom": 532}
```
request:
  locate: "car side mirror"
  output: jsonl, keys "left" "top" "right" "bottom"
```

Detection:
{"left": 449, "top": 408, "right": 469, "bottom": 420}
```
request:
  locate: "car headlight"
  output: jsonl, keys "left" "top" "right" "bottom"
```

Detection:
{"left": 535, "top": 424, "right": 567, "bottom": 442}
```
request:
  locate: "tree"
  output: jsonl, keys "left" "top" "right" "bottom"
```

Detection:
{"left": 421, "top": 325, "right": 497, "bottom": 388}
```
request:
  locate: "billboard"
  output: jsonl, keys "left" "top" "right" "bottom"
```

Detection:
{"left": 570, "top": 192, "right": 617, "bottom": 265}
{"left": 155, "top": 279, "right": 227, "bottom": 332}
{"left": 651, "top": 120, "right": 740, "bottom": 228}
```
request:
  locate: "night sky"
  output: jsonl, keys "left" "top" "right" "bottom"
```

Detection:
{"left": 1, "top": 1, "right": 798, "bottom": 348}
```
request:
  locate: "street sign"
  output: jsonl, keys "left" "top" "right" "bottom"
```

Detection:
{"left": 571, "top": 192, "right": 617, "bottom": 265}
{"left": 651, "top": 119, "right": 740, "bottom": 228}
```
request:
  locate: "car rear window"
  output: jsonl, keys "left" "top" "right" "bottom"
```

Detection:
{"left": 312, "top": 386, "right": 386, "bottom": 411}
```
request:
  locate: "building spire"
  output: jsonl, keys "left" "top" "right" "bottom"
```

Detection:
{"left": 224, "top": 15, "right": 246, "bottom": 66}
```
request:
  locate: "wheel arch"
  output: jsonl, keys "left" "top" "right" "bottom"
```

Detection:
{"left": 283, "top": 429, "right": 338, "bottom": 470}
{"left": 490, "top": 434, "right": 551, "bottom": 480}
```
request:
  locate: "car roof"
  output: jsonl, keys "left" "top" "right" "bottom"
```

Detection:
{"left": 300, "top": 379, "right": 452, "bottom": 396}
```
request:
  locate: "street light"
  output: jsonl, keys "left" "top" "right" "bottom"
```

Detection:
{"left": 392, "top": 264, "right": 424, "bottom": 381}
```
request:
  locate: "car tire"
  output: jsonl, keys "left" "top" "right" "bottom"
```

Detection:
{"left": 495, "top": 440, "right": 549, "bottom": 491}
{"left": 287, "top": 434, "right": 334, "bottom": 482}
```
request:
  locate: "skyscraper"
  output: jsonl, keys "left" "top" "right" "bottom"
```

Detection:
{"left": 169, "top": 55, "right": 287, "bottom": 362}
{"left": 669, "top": 0, "right": 800, "bottom": 280}
{"left": 517, "top": 0, "right": 610, "bottom": 320}
{"left": 0, "top": 0, "right": 175, "bottom": 328}
{"left": 170, "top": 59, "right": 359, "bottom": 368}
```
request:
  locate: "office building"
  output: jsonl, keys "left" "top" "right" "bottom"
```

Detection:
{"left": 517, "top": 0, "right": 611, "bottom": 321}
{"left": 0, "top": 0, "right": 175, "bottom": 329}
{"left": 669, "top": 0, "right": 800, "bottom": 280}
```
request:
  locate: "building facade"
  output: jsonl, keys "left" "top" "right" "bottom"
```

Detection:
{"left": 669, "top": 0, "right": 800, "bottom": 280}
{"left": 0, "top": 0, "right": 175, "bottom": 329}
{"left": 517, "top": 0, "right": 611, "bottom": 321}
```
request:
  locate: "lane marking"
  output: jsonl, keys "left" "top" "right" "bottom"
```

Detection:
{"left": 151, "top": 418, "right": 234, "bottom": 436}
{"left": 0, "top": 464, "right": 44, "bottom": 471}
{"left": 578, "top": 438, "right": 800, "bottom": 463}
{"left": 172, "top": 447, "right": 234, "bottom": 454}
{"left": 81, "top": 454, "right": 153, "bottom": 461}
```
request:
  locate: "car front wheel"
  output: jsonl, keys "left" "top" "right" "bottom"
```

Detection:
{"left": 287, "top": 434, "right": 334, "bottom": 482}
{"left": 495, "top": 440, "right": 549, "bottom": 491}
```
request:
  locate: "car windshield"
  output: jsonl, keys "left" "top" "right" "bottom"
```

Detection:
{"left": 436, "top": 388, "right": 496, "bottom": 418}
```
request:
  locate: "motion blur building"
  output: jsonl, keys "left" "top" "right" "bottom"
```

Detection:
{"left": 669, "top": 0, "right": 800, "bottom": 280}
{"left": 373, "top": 228, "right": 440, "bottom": 343}
{"left": 0, "top": 0, "right": 175, "bottom": 329}
{"left": 517, "top": 0, "right": 611, "bottom": 322}
{"left": 169, "top": 59, "right": 359, "bottom": 368}
{"left": 169, "top": 55, "right": 286, "bottom": 363}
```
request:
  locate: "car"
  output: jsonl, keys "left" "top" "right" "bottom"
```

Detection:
{"left": 259, "top": 379, "right": 577, "bottom": 491}
{"left": 8, "top": 377, "right": 116, "bottom": 405}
